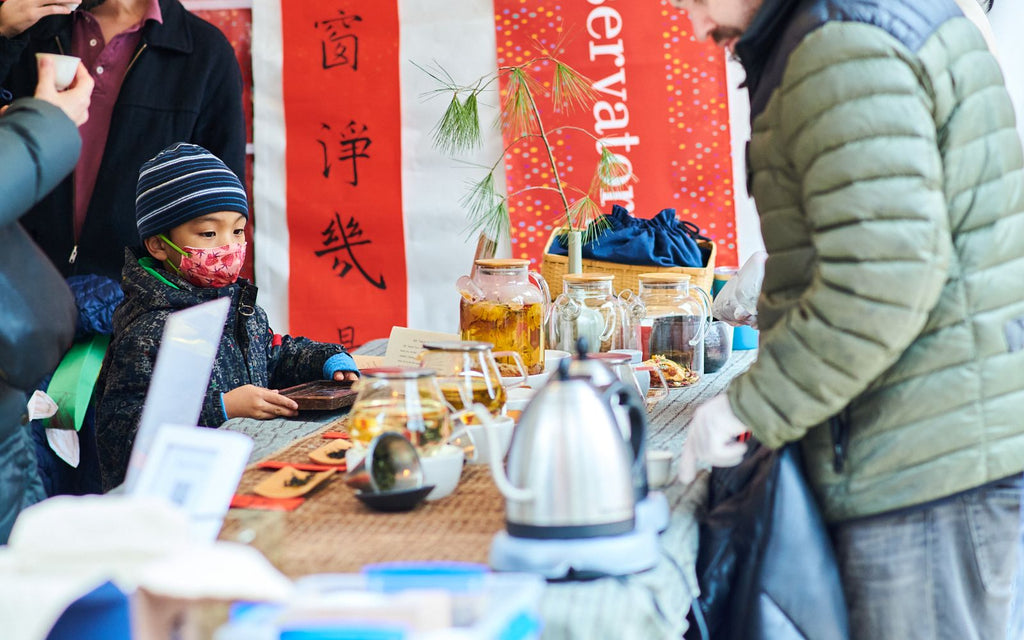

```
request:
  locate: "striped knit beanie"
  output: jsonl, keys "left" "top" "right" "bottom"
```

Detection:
{"left": 136, "top": 142, "right": 248, "bottom": 240}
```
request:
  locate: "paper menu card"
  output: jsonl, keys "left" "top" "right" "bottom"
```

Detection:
{"left": 383, "top": 326, "right": 460, "bottom": 367}
{"left": 130, "top": 424, "right": 253, "bottom": 542}
{"left": 124, "top": 297, "right": 230, "bottom": 492}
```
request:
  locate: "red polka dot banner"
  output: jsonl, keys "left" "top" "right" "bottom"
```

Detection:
{"left": 493, "top": 0, "right": 738, "bottom": 268}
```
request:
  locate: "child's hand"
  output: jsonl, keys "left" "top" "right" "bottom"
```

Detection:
{"left": 223, "top": 385, "right": 299, "bottom": 419}
{"left": 333, "top": 370, "right": 359, "bottom": 382}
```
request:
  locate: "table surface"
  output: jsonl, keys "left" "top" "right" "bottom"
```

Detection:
{"left": 221, "top": 345, "right": 757, "bottom": 640}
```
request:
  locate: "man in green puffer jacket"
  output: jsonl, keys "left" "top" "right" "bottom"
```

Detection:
{"left": 672, "top": 0, "right": 1024, "bottom": 637}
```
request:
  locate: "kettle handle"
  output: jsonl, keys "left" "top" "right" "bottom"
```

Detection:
{"left": 601, "top": 381, "right": 648, "bottom": 498}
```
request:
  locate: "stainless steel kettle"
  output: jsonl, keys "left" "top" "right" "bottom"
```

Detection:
{"left": 475, "top": 359, "right": 646, "bottom": 539}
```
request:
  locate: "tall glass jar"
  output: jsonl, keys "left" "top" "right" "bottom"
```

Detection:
{"left": 637, "top": 273, "right": 713, "bottom": 378}
{"left": 549, "top": 273, "right": 634, "bottom": 353}
{"left": 348, "top": 367, "right": 451, "bottom": 453}
{"left": 457, "top": 259, "right": 549, "bottom": 375}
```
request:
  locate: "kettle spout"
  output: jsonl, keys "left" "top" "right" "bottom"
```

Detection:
{"left": 471, "top": 403, "right": 534, "bottom": 503}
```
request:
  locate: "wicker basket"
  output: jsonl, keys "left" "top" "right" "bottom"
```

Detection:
{"left": 540, "top": 228, "right": 717, "bottom": 299}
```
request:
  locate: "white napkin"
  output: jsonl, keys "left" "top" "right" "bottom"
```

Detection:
{"left": 45, "top": 428, "right": 80, "bottom": 467}
{"left": 26, "top": 390, "right": 58, "bottom": 421}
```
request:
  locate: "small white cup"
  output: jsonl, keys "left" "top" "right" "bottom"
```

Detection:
{"left": 646, "top": 449, "right": 674, "bottom": 488}
{"left": 449, "top": 414, "right": 514, "bottom": 464}
{"left": 419, "top": 444, "right": 465, "bottom": 501}
{"left": 609, "top": 348, "right": 643, "bottom": 364}
{"left": 503, "top": 387, "right": 535, "bottom": 423}
{"left": 35, "top": 53, "right": 81, "bottom": 91}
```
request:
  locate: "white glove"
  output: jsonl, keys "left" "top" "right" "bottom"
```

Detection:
{"left": 678, "top": 394, "right": 750, "bottom": 484}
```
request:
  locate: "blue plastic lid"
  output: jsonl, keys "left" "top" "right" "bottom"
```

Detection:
{"left": 361, "top": 561, "right": 488, "bottom": 593}
{"left": 280, "top": 625, "right": 406, "bottom": 640}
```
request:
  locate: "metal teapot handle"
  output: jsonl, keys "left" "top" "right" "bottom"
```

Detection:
{"left": 601, "top": 380, "right": 648, "bottom": 499}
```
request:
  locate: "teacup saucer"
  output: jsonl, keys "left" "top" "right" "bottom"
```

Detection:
{"left": 355, "top": 485, "right": 434, "bottom": 512}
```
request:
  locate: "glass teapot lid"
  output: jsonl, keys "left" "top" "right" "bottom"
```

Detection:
{"left": 421, "top": 340, "right": 495, "bottom": 352}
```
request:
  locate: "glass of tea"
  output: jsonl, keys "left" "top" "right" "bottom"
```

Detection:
{"left": 347, "top": 367, "right": 451, "bottom": 453}
{"left": 419, "top": 340, "right": 525, "bottom": 416}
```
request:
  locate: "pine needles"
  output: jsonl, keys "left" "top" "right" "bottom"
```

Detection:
{"left": 419, "top": 54, "right": 633, "bottom": 240}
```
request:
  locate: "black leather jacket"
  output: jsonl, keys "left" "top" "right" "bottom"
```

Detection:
{"left": 0, "top": 0, "right": 246, "bottom": 279}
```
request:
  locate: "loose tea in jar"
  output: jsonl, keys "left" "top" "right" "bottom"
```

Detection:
{"left": 637, "top": 273, "right": 713, "bottom": 381}
{"left": 347, "top": 368, "right": 451, "bottom": 452}
{"left": 457, "top": 259, "right": 550, "bottom": 375}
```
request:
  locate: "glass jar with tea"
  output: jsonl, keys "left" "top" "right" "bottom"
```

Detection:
{"left": 419, "top": 340, "right": 525, "bottom": 416}
{"left": 457, "top": 258, "right": 550, "bottom": 376}
{"left": 549, "top": 273, "right": 634, "bottom": 353}
{"left": 348, "top": 367, "right": 450, "bottom": 452}
{"left": 637, "top": 273, "right": 713, "bottom": 381}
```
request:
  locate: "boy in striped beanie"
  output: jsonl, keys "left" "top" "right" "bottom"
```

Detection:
{"left": 95, "top": 143, "right": 359, "bottom": 490}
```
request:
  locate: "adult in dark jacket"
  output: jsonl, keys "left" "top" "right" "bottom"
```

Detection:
{"left": 0, "top": 0, "right": 245, "bottom": 280}
{"left": 95, "top": 143, "right": 359, "bottom": 492}
{"left": 0, "top": 56, "right": 92, "bottom": 543}
{"left": 671, "top": 0, "right": 1024, "bottom": 637}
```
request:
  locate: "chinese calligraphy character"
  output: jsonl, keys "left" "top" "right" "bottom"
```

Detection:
{"left": 337, "top": 326, "right": 356, "bottom": 347}
{"left": 316, "top": 212, "right": 386, "bottom": 290}
{"left": 316, "top": 121, "right": 372, "bottom": 186}
{"left": 314, "top": 10, "right": 362, "bottom": 70}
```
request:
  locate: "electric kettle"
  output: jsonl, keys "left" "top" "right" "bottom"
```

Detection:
{"left": 475, "top": 360, "right": 646, "bottom": 540}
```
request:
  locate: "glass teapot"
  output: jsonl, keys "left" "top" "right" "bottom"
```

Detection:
{"left": 457, "top": 259, "right": 550, "bottom": 376}
{"left": 347, "top": 367, "right": 451, "bottom": 453}
{"left": 636, "top": 273, "right": 713, "bottom": 378}
{"left": 549, "top": 273, "right": 634, "bottom": 353}
{"left": 419, "top": 340, "right": 525, "bottom": 416}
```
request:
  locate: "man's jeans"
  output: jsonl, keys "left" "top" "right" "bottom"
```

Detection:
{"left": 832, "top": 477, "right": 1021, "bottom": 640}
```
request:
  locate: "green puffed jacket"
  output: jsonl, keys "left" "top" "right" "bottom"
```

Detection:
{"left": 728, "top": 0, "right": 1024, "bottom": 522}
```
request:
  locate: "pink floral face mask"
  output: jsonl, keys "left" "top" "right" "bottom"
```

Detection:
{"left": 160, "top": 235, "right": 246, "bottom": 288}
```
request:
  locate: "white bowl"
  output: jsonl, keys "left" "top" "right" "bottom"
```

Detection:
{"left": 449, "top": 414, "right": 514, "bottom": 464}
{"left": 500, "top": 349, "right": 571, "bottom": 389}
{"left": 419, "top": 444, "right": 465, "bottom": 501}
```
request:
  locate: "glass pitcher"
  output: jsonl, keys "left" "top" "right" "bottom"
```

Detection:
{"left": 347, "top": 367, "right": 451, "bottom": 453}
{"left": 419, "top": 340, "right": 526, "bottom": 416}
{"left": 457, "top": 258, "right": 550, "bottom": 376}
{"left": 637, "top": 273, "right": 713, "bottom": 378}
{"left": 549, "top": 273, "right": 628, "bottom": 353}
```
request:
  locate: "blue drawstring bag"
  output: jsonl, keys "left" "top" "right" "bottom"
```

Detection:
{"left": 547, "top": 205, "right": 710, "bottom": 268}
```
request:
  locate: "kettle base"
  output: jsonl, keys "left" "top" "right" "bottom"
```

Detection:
{"left": 489, "top": 528, "right": 659, "bottom": 579}
{"left": 505, "top": 518, "right": 634, "bottom": 540}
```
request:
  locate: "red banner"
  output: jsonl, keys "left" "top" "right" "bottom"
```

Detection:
{"left": 493, "top": 0, "right": 737, "bottom": 268}
{"left": 280, "top": 3, "right": 405, "bottom": 347}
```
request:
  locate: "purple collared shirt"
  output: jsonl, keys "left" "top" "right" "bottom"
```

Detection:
{"left": 71, "top": 0, "right": 162, "bottom": 240}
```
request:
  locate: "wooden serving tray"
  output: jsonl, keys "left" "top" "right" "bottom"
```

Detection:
{"left": 279, "top": 380, "right": 358, "bottom": 410}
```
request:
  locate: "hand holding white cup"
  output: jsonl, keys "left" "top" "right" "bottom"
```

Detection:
{"left": 35, "top": 52, "right": 80, "bottom": 90}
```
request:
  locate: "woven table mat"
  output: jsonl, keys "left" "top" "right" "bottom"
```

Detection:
{"left": 221, "top": 418, "right": 505, "bottom": 578}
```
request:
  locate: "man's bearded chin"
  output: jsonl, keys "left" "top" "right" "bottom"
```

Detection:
{"left": 78, "top": 0, "right": 108, "bottom": 11}
{"left": 712, "top": 27, "right": 743, "bottom": 47}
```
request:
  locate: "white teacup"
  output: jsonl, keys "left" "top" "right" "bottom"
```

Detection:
{"left": 419, "top": 444, "right": 465, "bottom": 501}
{"left": 503, "top": 387, "right": 535, "bottom": 423}
{"left": 35, "top": 53, "right": 80, "bottom": 91}
{"left": 646, "top": 449, "right": 674, "bottom": 488}
{"left": 449, "top": 414, "right": 514, "bottom": 464}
